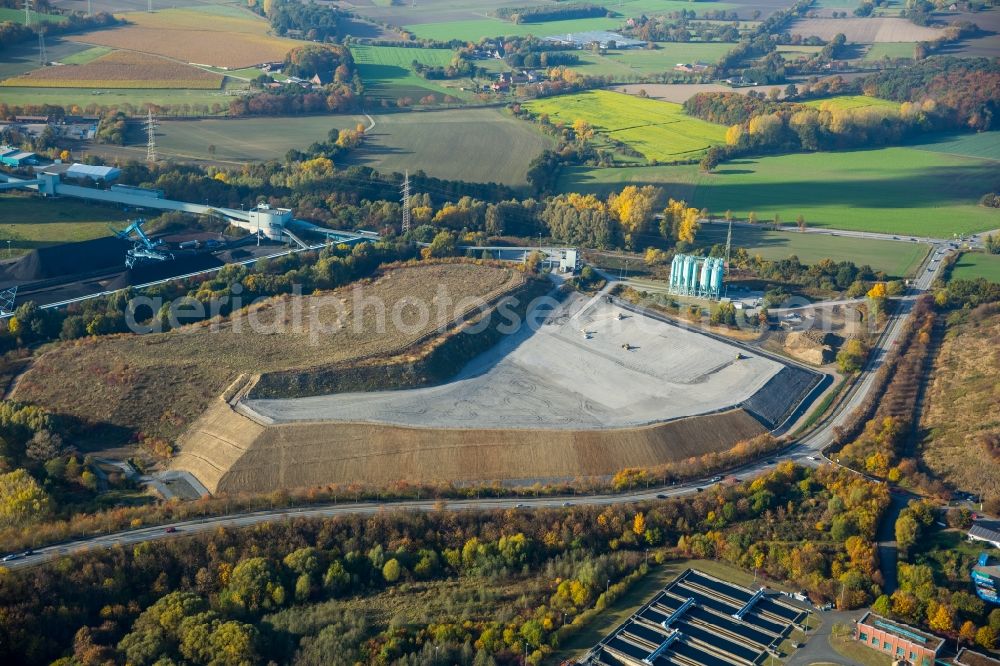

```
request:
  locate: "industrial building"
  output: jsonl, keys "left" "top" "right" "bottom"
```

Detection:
{"left": 972, "top": 552, "right": 1000, "bottom": 605}
{"left": 969, "top": 520, "right": 1000, "bottom": 549}
{"left": 0, "top": 146, "right": 36, "bottom": 167}
{"left": 854, "top": 612, "right": 944, "bottom": 666}
{"left": 668, "top": 254, "right": 725, "bottom": 300}
{"left": 582, "top": 569, "right": 809, "bottom": 666}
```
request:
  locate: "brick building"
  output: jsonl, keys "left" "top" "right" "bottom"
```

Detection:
{"left": 854, "top": 612, "right": 944, "bottom": 666}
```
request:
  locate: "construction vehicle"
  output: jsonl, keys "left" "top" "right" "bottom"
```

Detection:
{"left": 110, "top": 219, "right": 174, "bottom": 269}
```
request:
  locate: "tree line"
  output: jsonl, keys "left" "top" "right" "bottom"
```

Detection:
{"left": 0, "top": 463, "right": 890, "bottom": 665}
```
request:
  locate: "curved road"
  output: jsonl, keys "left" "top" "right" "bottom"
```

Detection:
{"left": 2, "top": 241, "right": 953, "bottom": 572}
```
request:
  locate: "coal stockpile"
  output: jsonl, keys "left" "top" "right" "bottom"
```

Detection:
{"left": 105, "top": 252, "right": 225, "bottom": 290}
{"left": 0, "top": 237, "right": 129, "bottom": 283}
{"left": 741, "top": 365, "right": 823, "bottom": 430}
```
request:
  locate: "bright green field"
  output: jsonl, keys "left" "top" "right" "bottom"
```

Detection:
{"left": 403, "top": 17, "right": 620, "bottom": 42}
{"left": 803, "top": 95, "right": 900, "bottom": 111}
{"left": 524, "top": 90, "right": 725, "bottom": 161}
{"left": 562, "top": 42, "right": 737, "bottom": 79}
{"left": 401, "top": 1, "right": 738, "bottom": 42}
{"left": 908, "top": 130, "right": 1000, "bottom": 162}
{"left": 951, "top": 252, "right": 1000, "bottom": 283}
{"left": 864, "top": 42, "right": 917, "bottom": 60}
{"left": 0, "top": 7, "right": 65, "bottom": 24}
{"left": 0, "top": 194, "right": 126, "bottom": 255}
{"left": 350, "top": 44, "right": 467, "bottom": 102}
{"left": 560, "top": 146, "right": 1000, "bottom": 236}
{"left": 58, "top": 46, "right": 115, "bottom": 66}
{"left": 695, "top": 225, "right": 930, "bottom": 277}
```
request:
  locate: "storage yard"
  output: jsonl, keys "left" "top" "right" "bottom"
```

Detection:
{"left": 584, "top": 568, "right": 810, "bottom": 666}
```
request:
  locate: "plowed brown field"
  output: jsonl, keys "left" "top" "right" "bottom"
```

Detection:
{"left": 2, "top": 51, "right": 222, "bottom": 88}
{"left": 72, "top": 8, "right": 297, "bottom": 69}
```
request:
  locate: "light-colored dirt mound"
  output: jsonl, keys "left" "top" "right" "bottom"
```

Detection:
{"left": 173, "top": 393, "right": 768, "bottom": 494}
{"left": 783, "top": 331, "right": 834, "bottom": 366}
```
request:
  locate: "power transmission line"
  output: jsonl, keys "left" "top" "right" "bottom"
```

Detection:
{"left": 724, "top": 217, "right": 733, "bottom": 275}
{"left": 38, "top": 28, "right": 47, "bottom": 66}
{"left": 144, "top": 108, "right": 158, "bottom": 164}
{"left": 400, "top": 170, "right": 411, "bottom": 234}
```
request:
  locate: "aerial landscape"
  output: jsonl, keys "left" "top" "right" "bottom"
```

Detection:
{"left": 0, "top": 0, "right": 998, "bottom": 664}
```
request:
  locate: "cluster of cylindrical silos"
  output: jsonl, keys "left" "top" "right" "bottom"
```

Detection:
{"left": 668, "top": 253, "right": 724, "bottom": 299}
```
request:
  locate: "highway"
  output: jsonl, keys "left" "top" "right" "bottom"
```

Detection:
{"left": 0, "top": 238, "right": 954, "bottom": 572}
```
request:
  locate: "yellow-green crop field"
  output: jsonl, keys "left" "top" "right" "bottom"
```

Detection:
{"left": 524, "top": 90, "right": 725, "bottom": 162}
{"left": 803, "top": 95, "right": 900, "bottom": 111}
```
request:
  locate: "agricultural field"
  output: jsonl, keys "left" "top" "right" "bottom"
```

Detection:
{"left": 134, "top": 108, "right": 550, "bottom": 184}
{"left": 0, "top": 194, "right": 125, "bottom": 255}
{"left": 694, "top": 225, "right": 930, "bottom": 277}
{"left": 557, "top": 42, "right": 738, "bottom": 80}
{"left": 350, "top": 44, "right": 469, "bottom": 102}
{"left": 0, "top": 7, "right": 65, "bottom": 24}
{"left": 13, "top": 263, "right": 525, "bottom": 443}
{"left": 920, "top": 307, "right": 1000, "bottom": 503}
{"left": 0, "top": 83, "right": 246, "bottom": 113}
{"left": 346, "top": 109, "right": 552, "bottom": 185}
{"left": 342, "top": 0, "right": 742, "bottom": 42}
{"left": 787, "top": 17, "right": 942, "bottom": 42}
{"left": 950, "top": 252, "right": 1000, "bottom": 283}
{"left": 863, "top": 42, "right": 916, "bottom": 60}
{"left": 907, "top": 130, "right": 1000, "bottom": 162}
{"left": 142, "top": 115, "right": 367, "bottom": 163}
{"left": 58, "top": 46, "right": 115, "bottom": 65}
{"left": 614, "top": 82, "right": 759, "bottom": 103}
{"left": 71, "top": 6, "right": 298, "bottom": 69}
{"left": 0, "top": 36, "right": 96, "bottom": 80}
{"left": 524, "top": 90, "right": 726, "bottom": 162}
{"left": 560, "top": 145, "right": 1000, "bottom": 235}
{"left": 802, "top": 95, "right": 899, "bottom": 111}
{"left": 1, "top": 51, "right": 223, "bottom": 89}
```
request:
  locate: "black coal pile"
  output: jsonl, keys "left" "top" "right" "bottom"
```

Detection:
{"left": 0, "top": 237, "right": 130, "bottom": 283}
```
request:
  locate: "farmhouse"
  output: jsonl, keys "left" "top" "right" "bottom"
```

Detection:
{"left": 673, "top": 62, "right": 710, "bottom": 73}
{"left": 545, "top": 30, "right": 645, "bottom": 49}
